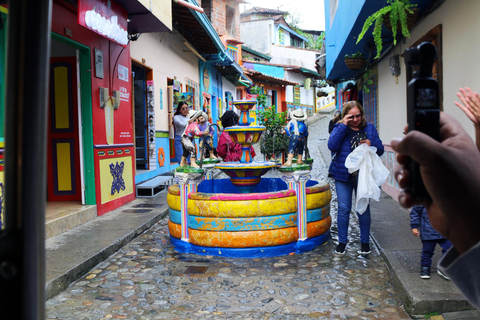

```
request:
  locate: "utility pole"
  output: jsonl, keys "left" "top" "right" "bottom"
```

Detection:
{"left": 0, "top": 0, "right": 52, "bottom": 318}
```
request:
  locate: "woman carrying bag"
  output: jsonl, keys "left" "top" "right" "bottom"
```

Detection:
{"left": 328, "top": 101, "right": 384, "bottom": 255}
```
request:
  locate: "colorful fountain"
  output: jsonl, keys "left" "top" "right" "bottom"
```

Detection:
{"left": 167, "top": 100, "right": 332, "bottom": 257}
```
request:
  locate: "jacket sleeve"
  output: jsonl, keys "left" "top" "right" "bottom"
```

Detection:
{"left": 367, "top": 123, "right": 384, "bottom": 156}
{"left": 328, "top": 123, "right": 348, "bottom": 153}
{"left": 410, "top": 206, "right": 422, "bottom": 229}
{"left": 216, "top": 133, "right": 229, "bottom": 159}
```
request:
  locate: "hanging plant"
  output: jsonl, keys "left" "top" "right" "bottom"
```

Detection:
{"left": 344, "top": 51, "right": 366, "bottom": 70}
{"left": 356, "top": 0, "right": 418, "bottom": 59}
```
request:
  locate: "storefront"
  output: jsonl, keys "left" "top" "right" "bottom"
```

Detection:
{"left": 49, "top": 0, "right": 170, "bottom": 218}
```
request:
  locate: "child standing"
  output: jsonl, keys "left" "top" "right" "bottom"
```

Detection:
{"left": 410, "top": 205, "right": 452, "bottom": 280}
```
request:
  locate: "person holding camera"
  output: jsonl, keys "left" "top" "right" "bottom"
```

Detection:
{"left": 328, "top": 101, "right": 384, "bottom": 255}
{"left": 392, "top": 112, "right": 480, "bottom": 310}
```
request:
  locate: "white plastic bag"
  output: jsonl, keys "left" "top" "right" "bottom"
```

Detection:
{"left": 345, "top": 144, "right": 389, "bottom": 214}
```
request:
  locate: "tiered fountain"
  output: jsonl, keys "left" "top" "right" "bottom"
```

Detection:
{"left": 214, "top": 100, "right": 277, "bottom": 193}
{"left": 167, "top": 100, "right": 332, "bottom": 257}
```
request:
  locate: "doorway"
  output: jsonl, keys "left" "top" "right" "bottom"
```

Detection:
{"left": 48, "top": 38, "right": 83, "bottom": 202}
{"left": 133, "top": 63, "right": 149, "bottom": 170}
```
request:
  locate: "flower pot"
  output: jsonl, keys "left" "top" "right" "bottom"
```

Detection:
{"left": 383, "top": 8, "right": 420, "bottom": 32}
{"left": 344, "top": 57, "right": 366, "bottom": 71}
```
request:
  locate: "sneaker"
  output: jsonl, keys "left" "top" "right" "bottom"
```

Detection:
{"left": 335, "top": 243, "right": 346, "bottom": 255}
{"left": 437, "top": 270, "right": 450, "bottom": 281}
{"left": 357, "top": 243, "right": 371, "bottom": 254}
{"left": 421, "top": 266, "right": 431, "bottom": 279}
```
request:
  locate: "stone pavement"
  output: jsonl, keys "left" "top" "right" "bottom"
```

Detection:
{"left": 45, "top": 113, "right": 479, "bottom": 319}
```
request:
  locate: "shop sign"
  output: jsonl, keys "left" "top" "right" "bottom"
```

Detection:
{"left": 78, "top": 0, "right": 128, "bottom": 47}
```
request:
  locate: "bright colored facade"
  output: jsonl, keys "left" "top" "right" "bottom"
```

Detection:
{"left": 324, "top": 0, "right": 480, "bottom": 199}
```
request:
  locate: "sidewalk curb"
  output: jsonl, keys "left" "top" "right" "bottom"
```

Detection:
{"left": 45, "top": 200, "right": 169, "bottom": 300}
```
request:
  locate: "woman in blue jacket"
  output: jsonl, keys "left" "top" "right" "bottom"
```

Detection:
{"left": 328, "top": 101, "right": 384, "bottom": 255}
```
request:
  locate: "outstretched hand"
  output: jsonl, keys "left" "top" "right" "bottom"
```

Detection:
{"left": 391, "top": 112, "right": 480, "bottom": 254}
{"left": 455, "top": 87, "right": 480, "bottom": 124}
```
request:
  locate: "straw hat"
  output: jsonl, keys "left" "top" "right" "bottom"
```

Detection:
{"left": 291, "top": 109, "right": 307, "bottom": 121}
{"left": 188, "top": 109, "right": 202, "bottom": 123}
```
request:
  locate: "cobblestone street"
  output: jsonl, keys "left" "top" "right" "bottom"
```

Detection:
{"left": 46, "top": 115, "right": 412, "bottom": 319}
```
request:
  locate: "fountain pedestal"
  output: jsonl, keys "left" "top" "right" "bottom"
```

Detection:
{"left": 280, "top": 164, "right": 316, "bottom": 253}
{"left": 174, "top": 167, "right": 205, "bottom": 249}
{"left": 215, "top": 100, "right": 277, "bottom": 193}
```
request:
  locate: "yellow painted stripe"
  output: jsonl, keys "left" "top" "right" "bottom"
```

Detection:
{"left": 319, "top": 101, "right": 335, "bottom": 110}
{"left": 54, "top": 66, "right": 70, "bottom": 129}
{"left": 56, "top": 142, "right": 72, "bottom": 191}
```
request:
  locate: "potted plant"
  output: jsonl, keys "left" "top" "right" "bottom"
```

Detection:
{"left": 344, "top": 51, "right": 366, "bottom": 71}
{"left": 356, "top": 0, "right": 418, "bottom": 59}
{"left": 256, "top": 106, "right": 289, "bottom": 161}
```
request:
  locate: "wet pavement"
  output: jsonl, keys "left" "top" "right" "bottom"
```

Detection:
{"left": 44, "top": 114, "right": 451, "bottom": 319}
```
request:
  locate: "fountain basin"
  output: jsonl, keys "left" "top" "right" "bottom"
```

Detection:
{"left": 225, "top": 126, "right": 265, "bottom": 146}
{"left": 214, "top": 161, "right": 278, "bottom": 193}
{"left": 167, "top": 178, "right": 332, "bottom": 257}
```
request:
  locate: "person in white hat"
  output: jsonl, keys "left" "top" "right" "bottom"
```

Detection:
{"left": 283, "top": 108, "right": 309, "bottom": 166}
{"left": 180, "top": 109, "right": 210, "bottom": 167}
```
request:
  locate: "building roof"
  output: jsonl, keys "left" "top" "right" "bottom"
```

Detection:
{"left": 241, "top": 46, "right": 272, "bottom": 61}
{"left": 240, "top": 7, "right": 288, "bottom": 17}
{"left": 243, "top": 68, "right": 298, "bottom": 86}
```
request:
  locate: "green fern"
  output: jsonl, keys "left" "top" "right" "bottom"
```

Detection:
{"left": 356, "top": 0, "right": 417, "bottom": 59}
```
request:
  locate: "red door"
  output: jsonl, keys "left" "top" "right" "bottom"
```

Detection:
{"left": 47, "top": 57, "right": 81, "bottom": 201}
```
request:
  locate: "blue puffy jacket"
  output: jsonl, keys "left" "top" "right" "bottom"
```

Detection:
{"left": 328, "top": 122, "right": 384, "bottom": 182}
{"left": 410, "top": 206, "right": 446, "bottom": 241}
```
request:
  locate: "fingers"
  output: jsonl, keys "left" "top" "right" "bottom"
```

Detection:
{"left": 391, "top": 131, "right": 442, "bottom": 166}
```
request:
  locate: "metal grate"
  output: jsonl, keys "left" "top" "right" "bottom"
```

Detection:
{"left": 132, "top": 204, "right": 164, "bottom": 208}
{"left": 121, "top": 209, "right": 152, "bottom": 213}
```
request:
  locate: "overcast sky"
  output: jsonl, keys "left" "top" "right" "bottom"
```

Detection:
{"left": 240, "top": 0, "right": 325, "bottom": 31}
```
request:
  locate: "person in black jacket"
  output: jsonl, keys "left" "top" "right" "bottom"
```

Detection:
{"left": 328, "top": 109, "right": 341, "bottom": 134}
{"left": 410, "top": 205, "right": 452, "bottom": 280}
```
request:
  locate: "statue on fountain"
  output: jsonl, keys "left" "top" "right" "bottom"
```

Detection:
{"left": 197, "top": 111, "right": 217, "bottom": 160}
{"left": 283, "top": 109, "right": 309, "bottom": 167}
{"left": 180, "top": 109, "right": 211, "bottom": 168}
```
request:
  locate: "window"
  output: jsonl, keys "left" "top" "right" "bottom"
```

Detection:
{"left": 406, "top": 25, "right": 443, "bottom": 110}
{"left": 278, "top": 28, "right": 285, "bottom": 45}
{"left": 226, "top": 5, "right": 236, "bottom": 38}
{"left": 203, "top": 0, "right": 212, "bottom": 21}
{"left": 227, "top": 45, "right": 238, "bottom": 63}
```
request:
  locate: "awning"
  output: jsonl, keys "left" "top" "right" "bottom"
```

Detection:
{"left": 286, "top": 66, "right": 322, "bottom": 79}
{"left": 244, "top": 68, "right": 298, "bottom": 86}
{"left": 115, "top": 0, "right": 172, "bottom": 34}
{"left": 172, "top": 0, "right": 225, "bottom": 56}
{"left": 172, "top": 0, "right": 245, "bottom": 85}
{"left": 326, "top": 0, "right": 436, "bottom": 81}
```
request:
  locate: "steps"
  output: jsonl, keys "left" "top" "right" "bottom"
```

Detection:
{"left": 136, "top": 175, "right": 173, "bottom": 197}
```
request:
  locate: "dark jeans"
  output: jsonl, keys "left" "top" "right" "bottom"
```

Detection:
{"left": 421, "top": 238, "right": 452, "bottom": 268}
{"left": 287, "top": 135, "right": 305, "bottom": 155}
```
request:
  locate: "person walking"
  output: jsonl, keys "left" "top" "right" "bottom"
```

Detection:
{"left": 328, "top": 101, "right": 384, "bottom": 255}
{"left": 410, "top": 205, "right": 452, "bottom": 280}
{"left": 173, "top": 101, "right": 189, "bottom": 163}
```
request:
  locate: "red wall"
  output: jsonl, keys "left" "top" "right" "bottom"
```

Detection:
{"left": 51, "top": 1, "right": 135, "bottom": 215}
